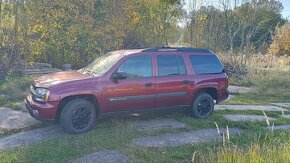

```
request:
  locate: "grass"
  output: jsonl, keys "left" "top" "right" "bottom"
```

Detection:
{"left": 0, "top": 123, "right": 47, "bottom": 138}
{"left": 0, "top": 119, "right": 137, "bottom": 162}
{"left": 221, "top": 92, "right": 290, "bottom": 105}
{"left": 0, "top": 75, "right": 31, "bottom": 111}
{"left": 196, "top": 131, "right": 290, "bottom": 163}
{"left": 0, "top": 109, "right": 288, "bottom": 163}
{"left": 220, "top": 53, "right": 290, "bottom": 106}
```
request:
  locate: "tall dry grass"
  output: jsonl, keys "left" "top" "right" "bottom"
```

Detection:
{"left": 217, "top": 52, "right": 290, "bottom": 92}
{"left": 196, "top": 129, "right": 290, "bottom": 163}
{"left": 218, "top": 52, "right": 290, "bottom": 71}
{"left": 194, "top": 118, "right": 290, "bottom": 163}
{"left": 200, "top": 141, "right": 290, "bottom": 163}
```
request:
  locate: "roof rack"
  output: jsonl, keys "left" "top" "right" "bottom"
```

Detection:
{"left": 142, "top": 47, "right": 211, "bottom": 53}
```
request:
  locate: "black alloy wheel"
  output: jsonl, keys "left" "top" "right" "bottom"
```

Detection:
{"left": 191, "top": 93, "right": 214, "bottom": 118}
{"left": 60, "top": 99, "right": 97, "bottom": 134}
{"left": 72, "top": 107, "right": 92, "bottom": 129}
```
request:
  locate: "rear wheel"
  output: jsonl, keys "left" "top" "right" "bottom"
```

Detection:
{"left": 60, "top": 99, "right": 97, "bottom": 134}
{"left": 191, "top": 93, "right": 214, "bottom": 119}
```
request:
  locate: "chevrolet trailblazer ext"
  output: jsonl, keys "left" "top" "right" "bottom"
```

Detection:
{"left": 25, "top": 47, "right": 229, "bottom": 134}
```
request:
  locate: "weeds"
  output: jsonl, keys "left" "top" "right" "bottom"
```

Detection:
{"left": 195, "top": 122, "right": 290, "bottom": 163}
{"left": 209, "top": 106, "right": 289, "bottom": 163}
{"left": 220, "top": 53, "right": 290, "bottom": 105}
{"left": 0, "top": 75, "right": 31, "bottom": 110}
{"left": 218, "top": 53, "right": 290, "bottom": 104}
{"left": 0, "top": 75, "right": 31, "bottom": 97}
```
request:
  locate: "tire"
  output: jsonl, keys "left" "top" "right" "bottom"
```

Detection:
{"left": 60, "top": 99, "right": 97, "bottom": 134}
{"left": 191, "top": 93, "right": 214, "bottom": 119}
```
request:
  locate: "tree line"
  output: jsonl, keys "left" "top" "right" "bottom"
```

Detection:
{"left": 0, "top": 0, "right": 288, "bottom": 78}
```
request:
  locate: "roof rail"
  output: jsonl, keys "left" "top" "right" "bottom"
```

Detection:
{"left": 142, "top": 47, "right": 211, "bottom": 53}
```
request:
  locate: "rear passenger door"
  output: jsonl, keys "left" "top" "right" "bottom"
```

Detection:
{"left": 105, "top": 55, "right": 156, "bottom": 112}
{"left": 156, "top": 54, "right": 192, "bottom": 108}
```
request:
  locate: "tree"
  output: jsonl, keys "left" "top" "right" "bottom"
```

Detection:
{"left": 268, "top": 23, "right": 290, "bottom": 56}
{"left": 124, "top": 0, "right": 182, "bottom": 47}
{"left": 0, "top": 0, "right": 287, "bottom": 78}
{"left": 183, "top": 0, "right": 285, "bottom": 53}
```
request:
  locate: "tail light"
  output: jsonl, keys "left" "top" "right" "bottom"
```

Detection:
{"left": 220, "top": 80, "right": 228, "bottom": 88}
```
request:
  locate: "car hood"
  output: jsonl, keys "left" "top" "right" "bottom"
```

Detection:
{"left": 32, "top": 70, "right": 94, "bottom": 88}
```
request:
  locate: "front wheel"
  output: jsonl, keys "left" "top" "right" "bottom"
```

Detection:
{"left": 60, "top": 99, "right": 97, "bottom": 134}
{"left": 191, "top": 93, "right": 214, "bottom": 119}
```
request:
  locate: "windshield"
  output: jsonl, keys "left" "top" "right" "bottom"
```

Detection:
{"left": 82, "top": 52, "right": 123, "bottom": 75}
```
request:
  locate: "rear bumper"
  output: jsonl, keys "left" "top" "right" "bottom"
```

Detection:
{"left": 217, "top": 88, "right": 229, "bottom": 103}
{"left": 25, "top": 94, "right": 59, "bottom": 122}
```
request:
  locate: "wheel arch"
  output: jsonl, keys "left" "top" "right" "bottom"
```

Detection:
{"left": 194, "top": 87, "right": 218, "bottom": 101}
{"left": 56, "top": 94, "right": 100, "bottom": 122}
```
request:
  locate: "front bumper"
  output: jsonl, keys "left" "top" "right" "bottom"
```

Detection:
{"left": 25, "top": 94, "right": 59, "bottom": 122}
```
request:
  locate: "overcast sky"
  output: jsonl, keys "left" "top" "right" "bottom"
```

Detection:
{"left": 280, "top": 0, "right": 290, "bottom": 19}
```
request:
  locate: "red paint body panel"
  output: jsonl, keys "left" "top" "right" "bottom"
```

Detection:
{"left": 25, "top": 94, "right": 59, "bottom": 120}
{"left": 156, "top": 75, "right": 192, "bottom": 107}
{"left": 25, "top": 48, "right": 229, "bottom": 121}
{"left": 104, "top": 77, "right": 157, "bottom": 111}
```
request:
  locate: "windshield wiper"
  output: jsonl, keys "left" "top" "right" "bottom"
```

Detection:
{"left": 81, "top": 68, "right": 97, "bottom": 76}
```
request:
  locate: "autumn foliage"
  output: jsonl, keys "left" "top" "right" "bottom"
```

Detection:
{"left": 268, "top": 23, "right": 290, "bottom": 56}
{"left": 0, "top": 0, "right": 182, "bottom": 78}
{"left": 0, "top": 0, "right": 288, "bottom": 78}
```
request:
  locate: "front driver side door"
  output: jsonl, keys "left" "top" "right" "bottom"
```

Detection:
{"left": 104, "top": 55, "right": 156, "bottom": 112}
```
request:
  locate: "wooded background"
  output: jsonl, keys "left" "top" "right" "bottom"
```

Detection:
{"left": 0, "top": 0, "right": 289, "bottom": 79}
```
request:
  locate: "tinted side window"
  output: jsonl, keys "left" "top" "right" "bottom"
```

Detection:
{"left": 177, "top": 55, "right": 186, "bottom": 75}
{"left": 189, "top": 55, "right": 224, "bottom": 74}
{"left": 118, "top": 56, "right": 152, "bottom": 78}
{"left": 157, "top": 55, "right": 186, "bottom": 76}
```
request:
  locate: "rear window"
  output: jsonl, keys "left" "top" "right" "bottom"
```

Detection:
{"left": 189, "top": 55, "right": 224, "bottom": 74}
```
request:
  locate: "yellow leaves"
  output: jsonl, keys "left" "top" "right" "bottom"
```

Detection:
{"left": 31, "top": 23, "right": 49, "bottom": 39}
{"left": 283, "top": 29, "right": 290, "bottom": 51}
{"left": 269, "top": 23, "right": 290, "bottom": 56}
{"left": 52, "top": 22, "right": 62, "bottom": 28}
{"left": 28, "top": 39, "right": 46, "bottom": 61}
{"left": 197, "top": 14, "right": 208, "bottom": 22}
{"left": 31, "top": 23, "right": 45, "bottom": 33}
{"left": 130, "top": 11, "right": 141, "bottom": 24}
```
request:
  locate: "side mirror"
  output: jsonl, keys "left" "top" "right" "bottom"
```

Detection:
{"left": 112, "top": 72, "right": 127, "bottom": 80}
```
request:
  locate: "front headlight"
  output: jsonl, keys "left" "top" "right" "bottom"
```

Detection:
{"left": 35, "top": 88, "right": 50, "bottom": 102}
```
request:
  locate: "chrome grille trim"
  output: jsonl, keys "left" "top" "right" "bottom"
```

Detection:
{"left": 30, "top": 85, "right": 36, "bottom": 95}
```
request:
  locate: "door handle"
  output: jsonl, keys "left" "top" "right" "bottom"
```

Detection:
{"left": 144, "top": 82, "right": 153, "bottom": 87}
{"left": 183, "top": 80, "right": 190, "bottom": 84}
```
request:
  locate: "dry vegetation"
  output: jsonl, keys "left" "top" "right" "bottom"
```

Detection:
{"left": 218, "top": 52, "right": 290, "bottom": 91}
{"left": 269, "top": 23, "right": 290, "bottom": 56}
{"left": 195, "top": 131, "right": 290, "bottom": 163}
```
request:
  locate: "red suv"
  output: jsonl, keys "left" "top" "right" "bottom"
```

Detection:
{"left": 25, "top": 47, "right": 229, "bottom": 134}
